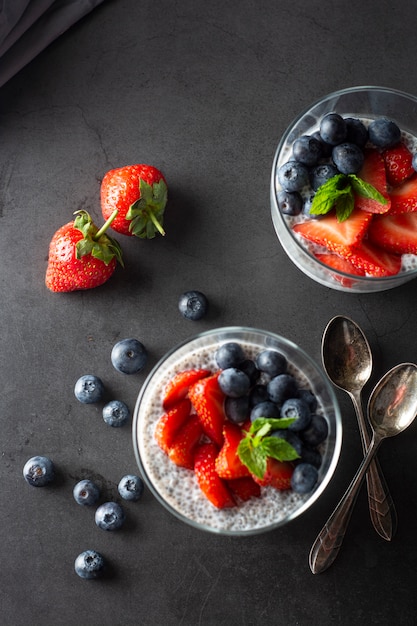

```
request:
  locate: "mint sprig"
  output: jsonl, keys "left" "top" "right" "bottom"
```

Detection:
{"left": 310, "top": 173, "right": 388, "bottom": 222}
{"left": 237, "top": 418, "right": 300, "bottom": 479}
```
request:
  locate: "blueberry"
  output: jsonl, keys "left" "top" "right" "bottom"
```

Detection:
{"left": 74, "top": 550, "right": 106, "bottom": 580}
{"left": 345, "top": 117, "right": 368, "bottom": 148}
{"left": 310, "top": 163, "right": 338, "bottom": 191}
{"left": 249, "top": 384, "right": 269, "bottom": 407}
{"left": 311, "top": 131, "right": 333, "bottom": 158}
{"left": 302, "top": 195, "right": 322, "bottom": 220}
{"left": 118, "top": 474, "right": 144, "bottom": 501}
{"left": 238, "top": 359, "right": 260, "bottom": 385}
{"left": 215, "top": 342, "right": 245, "bottom": 369}
{"left": 74, "top": 375, "right": 104, "bottom": 404}
{"left": 277, "top": 160, "right": 309, "bottom": 192}
{"left": 250, "top": 400, "right": 280, "bottom": 421}
{"left": 102, "top": 400, "right": 130, "bottom": 427}
{"left": 271, "top": 429, "right": 303, "bottom": 456}
{"left": 332, "top": 142, "right": 364, "bottom": 175}
{"left": 255, "top": 349, "right": 287, "bottom": 377}
{"left": 281, "top": 398, "right": 311, "bottom": 431}
{"left": 218, "top": 368, "right": 250, "bottom": 398}
{"left": 225, "top": 395, "right": 250, "bottom": 424}
{"left": 301, "top": 446, "right": 322, "bottom": 468}
{"left": 95, "top": 501, "right": 125, "bottom": 531}
{"left": 291, "top": 463, "right": 319, "bottom": 494}
{"left": 267, "top": 374, "right": 298, "bottom": 405}
{"left": 298, "top": 389, "right": 318, "bottom": 412}
{"left": 319, "top": 113, "right": 347, "bottom": 145}
{"left": 178, "top": 290, "right": 208, "bottom": 321}
{"left": 111, "top": 338, "right": 148, "bottom": 374}
{"left": 301, "top": 414, "right": 329, "bottom": 447}
{"left": 277, "top": 189, "right": 303, "bottom": 216}
{"left": 23, "top": 456, "right": 55, "bottom": 487}
{"left": 292, "top": 135, "right": 323, "bottom": 167}
{"left": 412, "top": 152, "right": 417, "bottom": 172}
{"left": 368, "top": 117, "right": 401, "bottom": 148}
{"left": 73, "top": 479, "right": 100, "bottom": 506}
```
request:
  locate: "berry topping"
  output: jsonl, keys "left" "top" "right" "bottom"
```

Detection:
{"left": 332, "top": 142, "right": 364, "bottom": 175}
{"left": 277, "top": 160, "right": 309, "bottom": 192}
{"left": 255, "top": 349, "right": 287, "bottom": 377}
{"left": 277, "top": 189, "right": 303, "bottom": 215}
{"left": 215, "top": 422, "right": 251, "bottom": 479}
{"left": 162, "top": 369, "right": 210, "bottom": 410}
{"left": 319, "top": 112, "right": 347, "bottom": 145}
{"left": 292, "top": 135, "right": 323, "bottom": 167}
{"left": 194, "top": 443, "right": 236, "bottom": 509}
{"left": 218, "top": 368, "right": 251, "bottom": 398}
{"left": 154, "top": 398, "right": 192, "bottom": 452}
{"left": 368, "top": 117, "right": 401, "bottom": 148}
{"left": 215, "top": 342, "right": 245, "bottom": 369}
{"left": 291, "top": 463, "right": 319, "bottom": 494}
{"left": 382, "top": 142, "right": 415, "bottom": 186}
{"left": 188, "top": 373, "right": 226, "bottom": 447}
{"left": 167, "top": 414, "right": 204, "bottom": 469}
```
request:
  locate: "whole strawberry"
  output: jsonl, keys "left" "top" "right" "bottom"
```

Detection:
{"left": 45, "top": 210, "right": 123, "bottom": 292}
{"left": 100, "top": 164, "right": 167, "bottom": 238}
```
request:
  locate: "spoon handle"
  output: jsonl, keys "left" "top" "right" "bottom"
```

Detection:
{"left": 309, "top": 435, "right": 382, "bottom": 574}
{"left": 351, "top": 393, "right": 397, "bottom": 541}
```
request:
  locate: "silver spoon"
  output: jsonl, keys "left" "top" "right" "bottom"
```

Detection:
{"left": 309, "top": 362, "right": 417, "bottom": 574}
{"left": 321, "top": 315, "right": 397, "bottom": 541}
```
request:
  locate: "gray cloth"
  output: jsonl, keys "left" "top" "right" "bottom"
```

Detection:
{"left": 0, "top": 0, "right": 106, "bottom": 87}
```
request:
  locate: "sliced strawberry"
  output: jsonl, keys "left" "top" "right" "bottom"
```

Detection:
{"left": 188, "top": 373, "right": 226, "bottom": 447}
{"left": 389, "top": 174, "right": 417, "bottom": 213}
{"left": 162, "top": 369, "right": 210, "bottom": 410}
{"left": 354, "top": 150, "right": 391, "bottom": 213}
{"left": 168, "top": 414, "right": 204, "bottom": 469}
{"left": 368, "top": 213, "right": 417, "bottom": 255}
{"left": 227, "top": 476, "right": 261, "bottom": 501}
{"left": 293, "top": 209, "right": 372, "bottom": 252}
{"left": 194, "top": 442, "right": 236, "bottom": 509}
{"left": 338, "top": 239, "right": 402, "bottom": 277}
{"left": 154, "top": 398, "right": 192, "bottom": 453}
{"left": 215, "top": 422, "right": 250, "bottom": 480}
{"left": 314, "top": 252, "right": 366, "bottom": 288}
{"left": 252, "top": 458, "right": 293, "bottom": 491}
{"left": 383, "top": 142, "right": 415, "bottom": 186}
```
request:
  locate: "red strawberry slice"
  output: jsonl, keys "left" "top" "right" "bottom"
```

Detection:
{"left": 293, "top": 208, "right": 372, "bottom": 252}
{"left": 162, "top": 369, "right": 210, "bottom": 410}
{"left": 227, "top": 476, "right": 261, "bottom": 501}
{"left": 314, "top": 252, "right": 366, "bottom": 288}
{"left": 354, "top": 150, "right": 391, "bottom": 214}
{"left": 188, "top": 373, "right": 226, "bottom": 447}
{"left": 215, "top": 422, "right": 250, "bottom": 480}
{"left": 194, "top": 443, "right": 236, "bottom": 509}
{"left": 252, "top": 458, "right": 294, "bottom": 491}
{"left": 154, "top": 398, "right": 192, "bottom": 453}
{"left": 389, "top": 174, "right": 417, "bottom": 213}
{"left": 383, "top": 142, "right": 415, "bottom": 186}
{"left": 338, "top": 239, "right": 402, "bottom": 277}
{"left": 368, "top": 213, "right": 417, "bottom": 255}
{"left": 168, "top": 414, "right": 204, "bottom": 469}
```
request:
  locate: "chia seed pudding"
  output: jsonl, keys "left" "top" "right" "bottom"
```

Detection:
{"left": 133, "top": 328, "right": 341, "bottom": 535}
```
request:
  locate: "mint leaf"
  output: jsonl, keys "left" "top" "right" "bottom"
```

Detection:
{"left": 262, "top": 436, "right": 300, "bottom": 462}
{"left": 349, "top": 174, "right": 388, "bottom": 205}
{"left": 237, "top": 417, "right": 299, "bottom": 479}
{"left": 309, "top": 174, "right": 349, "bottom": 216}
{"left": 335, "top": 190, "right": 355, "bottom": 222}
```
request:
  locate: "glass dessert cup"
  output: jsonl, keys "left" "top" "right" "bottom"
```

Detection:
{"left": 271, "top": 86, "right": 417, "bottom": 292}
{"left": 132, "top": 327, "right": 342, "bottom": 536}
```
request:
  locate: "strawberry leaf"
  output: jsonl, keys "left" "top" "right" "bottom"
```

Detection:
{"left": 126, "top": 178, "right": 167, "bottom": 238}
{"left": 74, "top": 210, "right": 124, "bottom": 267}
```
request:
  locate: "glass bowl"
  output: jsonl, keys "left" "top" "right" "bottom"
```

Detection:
{"left": 271, "top": 86, "right": 417, "bottom": 292}
{"left": 132, "top": 327, "right": 342, "bottom": 536}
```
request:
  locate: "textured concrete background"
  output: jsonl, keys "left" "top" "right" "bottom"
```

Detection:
{"left": 1, "top": 1, "right": 417, "bottom": 624}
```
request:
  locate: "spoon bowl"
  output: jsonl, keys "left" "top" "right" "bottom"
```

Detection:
{"left": 309, "top": 362, "right": 417, "bottom": 574}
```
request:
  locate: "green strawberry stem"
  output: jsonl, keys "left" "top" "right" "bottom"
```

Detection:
{"left": 148, "top": 208, "right": 166, "bottom": 237}
{"left": 94, "top": 209, "right": 118, "bottom": 239}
